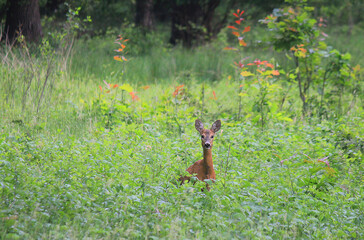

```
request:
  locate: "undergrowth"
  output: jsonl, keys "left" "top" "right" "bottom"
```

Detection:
{"left": 0, "top": 118, "right": 362, "bottom": 239}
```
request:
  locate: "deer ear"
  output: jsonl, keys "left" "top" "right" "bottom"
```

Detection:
{"left": 211, "top": 120, "right": 221, "bottom": 133}
{"left": 195, "top": 119, "right": 204, "bottom": 132}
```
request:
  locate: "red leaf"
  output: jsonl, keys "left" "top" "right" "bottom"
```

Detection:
{"left": 114, "top": 56, "right": 122, "bottom": 61}
{"left": 239, "top": 38, "right": 247, "bottom": 47}
{"left": 173, "top": 85, "right": 184, "bottom": 97}
{"left": 212, "top": 91, "right": 217, "bottom": 100}
{"left": 242, "top": 26, "right": 251, "bottom": 33}
{"left": 223, "top": 47, "right": 238, "bottom": 51}
{"left": 239, "top": 10, "right": 245, "bottom": 16}
{"left": 272, "top": 70, "right": 280, "bottom": 76}
{"left": 233, "top": 13, "right": 238, "bottom": 18}
{"left": 265, "top": 63, "right": 274, "bottom": 68}
{"left": 129, "top": 92, "right": 140, "bottom": 101}
{"left": 249, "top": 59, "right": 268, "bottom": 66}
{"left": 228, "top": 26, "right": 238, "bottom": 30}
{"left": 235, "top": 20, "right": 241, "bottom": 25}
{"left": 98, "top": 85, "right": 102, "bottom": 92}
{"left": 234, "top": 61, "right": 244, "bottom": 68}
{"left": 176, "top": 84, "right": 184, "bottom": 91}
{"left": 232, "top": 31, "right": 240, "bottom": 37}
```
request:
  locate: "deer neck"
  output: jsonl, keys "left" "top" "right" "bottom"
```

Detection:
{"left": 203, "top": 148, "right": 214, "bottom": 172}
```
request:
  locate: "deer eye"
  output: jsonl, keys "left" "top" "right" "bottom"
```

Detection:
{"left": 201, "top": 135, "right": 204, "bottom": 139}
{"left": 211, "top": 135, "right": 214, "bottom": 138}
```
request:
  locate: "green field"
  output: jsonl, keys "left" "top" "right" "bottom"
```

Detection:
{"left": 0, "top": 20, "right": 363, "bottom": 239}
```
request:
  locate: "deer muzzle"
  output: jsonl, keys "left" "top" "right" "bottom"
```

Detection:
{"left": 204, "top": 142, "right": 211, "bottom": 149}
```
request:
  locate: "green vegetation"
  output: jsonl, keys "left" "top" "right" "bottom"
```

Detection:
{"left": 1, "top": 2, "right": 363, "bottom": 239}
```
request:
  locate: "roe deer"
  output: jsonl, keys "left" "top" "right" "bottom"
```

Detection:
{"left": 180, "top": 119, "right": 221, "bottom": 190}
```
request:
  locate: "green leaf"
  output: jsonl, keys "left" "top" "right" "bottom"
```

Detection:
{"left": 343, "top": 53, "right": 351, "bottom": 60}
{"left": 119, "top": 83, "right": 133, "bottom": 93}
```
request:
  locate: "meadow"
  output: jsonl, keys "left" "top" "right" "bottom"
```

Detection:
{"left": 0, "top": 7, "right": 363, "bottom": 239}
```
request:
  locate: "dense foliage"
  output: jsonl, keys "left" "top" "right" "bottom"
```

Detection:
{"left": 0, "top": 0, "right": 363, "bottom": 239}
{"left": 0, "top": 117, "right": 362, "bottom": 238}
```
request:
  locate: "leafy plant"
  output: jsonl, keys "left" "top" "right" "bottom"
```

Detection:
{"left": 245, "top": 60, "right": 281, "bottom": 128}
{"left": 262, "top": 0, "right": 325, "bottom": 116}
{"left": 280, "top": 153, "right": 337, "bottom": 195}
{"left": 225, "top": 10, "right": 283, "bottom": 127}
{"left": 224, "top": 9, "right": 251, "bottom": 120}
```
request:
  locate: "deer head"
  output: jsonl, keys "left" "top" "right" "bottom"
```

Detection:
{"left": 195, "top": 119, "right": 221, "bottom": 150}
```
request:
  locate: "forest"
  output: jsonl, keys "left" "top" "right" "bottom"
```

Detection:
{"left": 0, "top": 0, "right": 363, "bottom": 239}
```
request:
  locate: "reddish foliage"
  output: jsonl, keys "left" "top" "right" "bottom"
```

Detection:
{"left": 228, "top": 26, "right": 238, "bottom": 30}
{"left": 173, "top": 85, "right": 184, "bottom": 97}
{"left": 225, "top": 9, "right": 249, "bottom": 50}
{"left": 272, "top": 70, "right": 280, "bottom": 76}
{"left": 114, "top": 56, "right": 122, "bottom": 61}
{"left": 114, "top": 34, "right": 128, "bottom": 62}
{"left": 242, "top": 26, "right": 251, "bottom": 33}
{"left": 265, "top": 63, "right": 274, "bottom": 68}
{"left": 224, "top": 47, "right": 237, "bottom": 50}
{"left": 248, "top": 59, "right": 268, "bottom": 66}
{"left": 129, "top": 92, "right": 140, "bottom": 101}
{"left": 234, "top": 61, "right": 244, "bottom": 68}
{"left": 212, "top": 91, "right": 217, "bottom": 100}
{"left": 239, "top": 38, "right": 247, "bottom": 46}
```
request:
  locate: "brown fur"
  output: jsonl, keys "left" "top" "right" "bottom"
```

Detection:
{"left": 180, "top": 119, "right": 221, "bottom": 191}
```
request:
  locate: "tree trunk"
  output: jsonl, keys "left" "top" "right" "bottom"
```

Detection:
{"left": 169, "top": 0, "right": 227, "bottom": 48}
{"left": 135, "top": 0, "right": 154, "bottom": 30}
{"left": 44, "top": 0, "right": 66, "bottom": 16}
{"left": 4, "top": 0, "right": 43, "bottom": 43}
{"left": 169, "top": 1, "right": 203, "bottom": 47}
{"left": 201, "top": 0, "right": 220, "bottom": 36}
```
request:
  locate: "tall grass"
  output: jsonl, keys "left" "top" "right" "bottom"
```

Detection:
{"left": 325, "top": 26, "right": 364, "bottom": 66}
{"left": 1, "top": 25, "right": 362, "bottom": 137}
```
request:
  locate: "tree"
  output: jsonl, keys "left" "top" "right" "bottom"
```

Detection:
{"left": 169, "top": 0, "right": 233, "bottom": 47}
{"left": 42, "top": 0, "right": 67, "bottom": 17}
{"left": 3, "top": 0, "right": 43, "bottom": 43}
{"left": 135, "top": 0, "right": 154, "bottom": 30}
